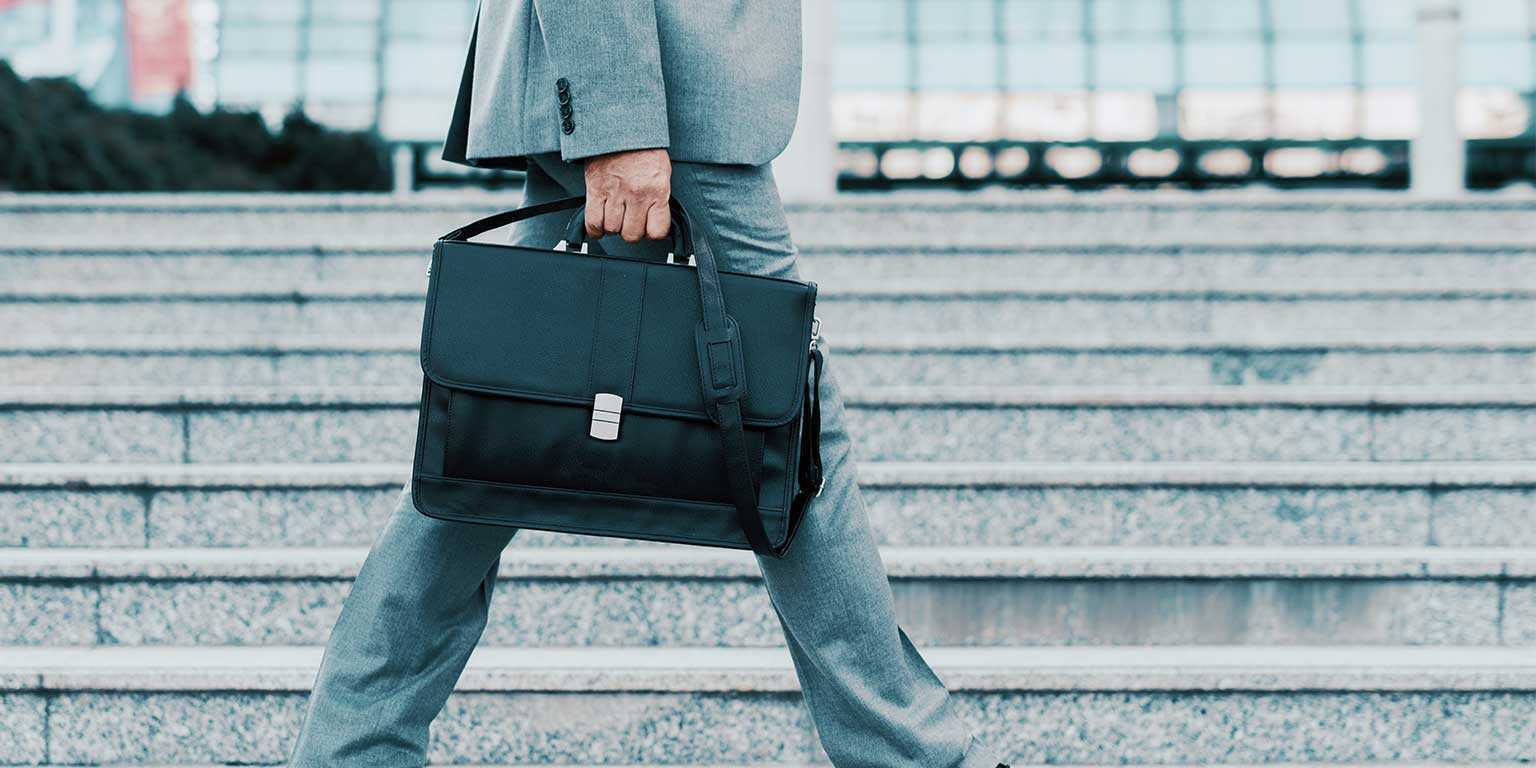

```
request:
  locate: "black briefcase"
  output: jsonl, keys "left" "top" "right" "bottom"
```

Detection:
{"left": 410, "top": 196, "right": 823, "bottom": 557}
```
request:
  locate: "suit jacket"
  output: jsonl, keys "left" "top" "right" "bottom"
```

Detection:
{"left": 442, "top": 0, "right": 802, "bottom": 168}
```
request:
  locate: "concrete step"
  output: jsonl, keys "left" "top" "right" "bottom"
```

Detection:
{"left": 4, "top": 461, "right": 1534, "bottom": 550}
{"left": 4, "top": 545, "right": 1533, "bottom": 648}
{"left": 8, "top": 333, "right": 1536, "bottom": 389}
{"left": 3, "top": 644, "right": 1535, "bottom": 765}
{"left": 3, "top": 385, "right": 1535, "bottom": 463}
{"left": 3, "top": 191, "right": 1535, "bottom": 249}
{"left": 9, "top": 292, "right": 1536, "bottom": 344}
{"left": 6, "top": 245, "right": 1536, "bottom": 299}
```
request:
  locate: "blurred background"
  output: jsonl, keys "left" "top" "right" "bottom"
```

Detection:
{"left": 3, "top": 0, "right": 1534, "bottom": 192}
{"left": 3, "top": 2, "right": 1536, "bottom": 766}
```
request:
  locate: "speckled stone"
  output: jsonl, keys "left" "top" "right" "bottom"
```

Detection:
{"left": 848, "top": 406, "right": 1371, "bottom": 462}
{"left": 44, "top": 691, "right": 307, "bottom": 765}
{"left": 820, "top": 297, "right": 1208, "bottom": 338}
{"left": 0, "top": 693, "right": 46, "bottom": 763}
{"left": 26, "top": 685, "right": 1536, "bottom": 764}
{"left": 1374, "top": 408, "right": 1536, "bottom": 461}
{"left": 97, "top": 581, "right": 351, "bottom": 645}
{"left": 956, "top": 690, "right": 1536, "bottom": 763}
{"left": 1502, "top": 583, "right": 1536, "bottom": 645}
{"left": 148, "top": 488, "right": 397, "bottom": 547}
{"left": 1114, "top": 488, "right": 1431, "bottom": 546}
{"left": 1209, "top": 298, "right": 1536, "bottom": 336}
{"left": 30, "top": 565, "right": 1517, "bottom": 648}
{"left": 484, "top": 579, "right": 780, "bottom": 647}
{"left": 0, "top": 410, "right": 181, "bottom": 463}
{"left": 186, "top": 409, "right": 415, "bottom": 463}
{"left": 429, "top": 692, "right": 813, "bottom": 765}
{"left": 890, "top": 579, "right": 1501, "bottom": 646}
{"left": 864, "top": 487, "right": 1118, "bottom": 546}
{"left": 0, "top": 583, "right": 97, "bottom": 644}
{"left": 0, "top": 489, "right": 146, "bottom": 547}
{"left": 1431, "top": 489, "right": 1536, "bottom": 546}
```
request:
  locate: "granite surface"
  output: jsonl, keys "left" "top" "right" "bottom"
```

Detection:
{"left": 4, "top": 546, "right": 1528, "bottom": 648}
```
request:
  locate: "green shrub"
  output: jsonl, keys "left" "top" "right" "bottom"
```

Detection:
{"left": 0, "top": 60, "right": 391, "bottom": 192}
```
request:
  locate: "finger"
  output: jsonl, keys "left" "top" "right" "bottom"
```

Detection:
{"left": 600, "top": 196, "right": 624, "bottom": 236}
{"left": 620, "top": 200, "right": 651, "bottom": 243}
{"left": 644, "top": 200, "right": 670, "bottom": 242}
{"left": 584, "top": 195, "right": 606, "bottom": 239}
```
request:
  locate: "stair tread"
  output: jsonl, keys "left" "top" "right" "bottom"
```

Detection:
{"left": 2, "top": 544, "right": 1533, "bottom": 580}
{"left": 9, "top": 329, "right": 1536, "bottom": 353}
{"left": 6, "top": 460, "right": 1536, "bottom": 488}
{"left": 5, "top": 383, "right": 1536, "bottom": 407}
{"left": 5, "top": 644, "right": 1536, "bottom": 692}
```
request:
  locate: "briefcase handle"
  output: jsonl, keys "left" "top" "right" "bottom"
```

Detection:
{"left": 441, "top": 195, "right": 692, "bottom": 259}
{"left": 439, "top": 196, "right": 782, "bottom": 557}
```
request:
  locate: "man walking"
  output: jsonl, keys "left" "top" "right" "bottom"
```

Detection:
{"left": 289, "top": 2, "right": 1008, "bottom": 765}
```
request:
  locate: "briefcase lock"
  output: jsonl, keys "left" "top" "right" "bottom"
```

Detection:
{"left": 590, "top": 392, "right": 623, "bottom": 440}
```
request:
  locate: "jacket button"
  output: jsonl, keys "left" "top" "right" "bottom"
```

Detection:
{"left": 561, "top": 118, "right": 575, "bottom": 134}
{"left": 559, "top": 103, "right": 572, "bottom": 117}
{"left": 557, "top": 90, "right": 570, "bottom": 106}
{"left": 556, "top": 77, "right": 569, "bottom": 93}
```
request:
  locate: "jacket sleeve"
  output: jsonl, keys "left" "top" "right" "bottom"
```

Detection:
{"left": 531, "top": 0, "right": 671, "bottom": 162}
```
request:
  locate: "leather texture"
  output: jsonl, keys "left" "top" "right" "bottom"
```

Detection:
{"left": 412, "top": 196, "right": 822, "bottom": 556}
{"left": 441, "top": 0, "right": 802, "bottom": 166}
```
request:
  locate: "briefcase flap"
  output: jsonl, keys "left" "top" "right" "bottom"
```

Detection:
{"left": 420, "top": 240, "right": 817, "bottom": 428}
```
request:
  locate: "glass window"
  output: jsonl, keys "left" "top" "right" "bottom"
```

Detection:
{"left": 1274, "top": 40, "right": 1354, "bottom": 86}
{"left": 1356, "top": 0, "right": 1416, "bottom": 32}
{"left": 1184, "top": 41, "right": 1266, "bottom": 87}
{"left": 1269, "top": 0, "right": 1352, "bottom": 33}
{"left": 1181, "top": 0, "right": 1261, "bottom": 33}
{"left": 1093, "top": 0, "right": 1172, "bottom": 36}
{"left": 1006, "top": 40, "right": 1089, "bottom": 88}
{"left": 1463, "top": 40, "right": 1535, "bottom": 87}
{"left": 917, "top": 42, "right": 999, "bottom": 90}
{"left": 1002, "top": 0, "right": 1084, "bottom": 39}
{"left": 1096, "top": 41, "right": 1176, "bottom": 88}
{"left": 1362, "top": 39, "right": 1416, "bottom": 87}
{"left": 840, "top": 0, "right": 908, "bottom": 42}
{"left": 918, "top": 0, "right": 996, "bottom": 40}
{"left": 835, "top": 43, "right": 911, "bottom": 90}
{"left": 305, "top": 59, "right": 377, "bottom": 99}
{"left": 1461, "top": 0, "right": 1531, "bottom": 31}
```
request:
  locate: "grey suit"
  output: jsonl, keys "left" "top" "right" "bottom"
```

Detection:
{"left": 443, "top": 0, "right": 802, "bottom": 165}
{"left": 294, "top": 3, "right": 1009, "bottom": 766}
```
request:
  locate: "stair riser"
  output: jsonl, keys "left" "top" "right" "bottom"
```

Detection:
{"left": 6, "top": 203, "right": 1535, "bottom": 248}
{"left": 4, "top": 688, "right": 1534, "bottom": 765}
{"left": 7, "top": 250, "right": 1536, "bottom": 295}
{"left": 5, "top": 404, "right": 1532, "bottom": 463}
{"left": 5, "top": 486, "right": 1532, "bottom": 549}
{"left": 6, "top": 573, "right": 1530, "bottom": 648}
{"left": 11, "top": 297, "right": 1536, "bottom": 340}
{"left": 8, "top": 350, "right": 1536, "bottom": 388}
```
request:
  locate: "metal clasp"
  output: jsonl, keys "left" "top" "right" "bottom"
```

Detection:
{"left": 809, "top": 316, "right": 822, "bottom": 351}
{"left": 590, "top": 392, "right": 623, "bottom": 440}
{"left": 553, "top": 240, "right": 590, "bottom": 254}
{"left": 665, "top": 253, "right": 696, "bottom": 266}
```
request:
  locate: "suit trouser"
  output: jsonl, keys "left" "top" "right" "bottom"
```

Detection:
{"left": 288, "top": 154, "right": 1004, "bottom": 767}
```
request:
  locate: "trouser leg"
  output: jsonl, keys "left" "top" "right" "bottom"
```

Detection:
{"left": 287, "top": 162, "right": 573, "bottom": 766}
{"left": 527, "top": 154, "right": 1004, "bottom": 768}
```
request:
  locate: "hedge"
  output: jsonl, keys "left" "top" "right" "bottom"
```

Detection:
{"left": 0, "top": 60, "right": 392, "bottom": 192}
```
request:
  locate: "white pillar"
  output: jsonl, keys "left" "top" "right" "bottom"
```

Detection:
{"left": 392, "top": 144, "right": 415, "bottom": 196}
{"left": 773, "top": 1, "right": 837, "bottom": 201}
{"left": 49, "top": 0, "right": 77, "bottom": 53}
{"left": 1412, "top": 0, "right": 1463, "bottom": 196}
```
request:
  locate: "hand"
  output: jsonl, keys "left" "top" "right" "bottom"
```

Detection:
{"left": 583, "top": 148, "right": 672, "bottom": 242}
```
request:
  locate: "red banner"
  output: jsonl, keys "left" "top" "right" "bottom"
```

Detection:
{"left": 122, "top": 0, "right": 192, "bottom": 100}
